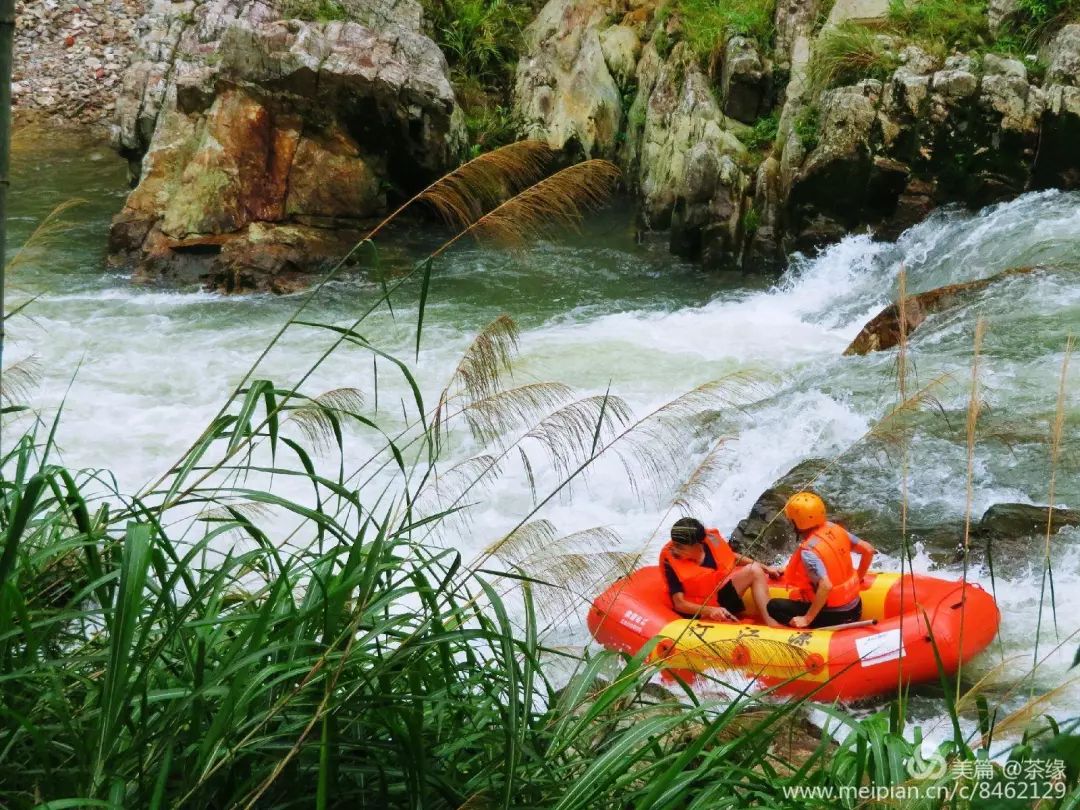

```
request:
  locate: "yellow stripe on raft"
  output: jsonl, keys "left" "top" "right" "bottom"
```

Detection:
{"left": 652, "top": 573, "right": 901, "bottom": 683}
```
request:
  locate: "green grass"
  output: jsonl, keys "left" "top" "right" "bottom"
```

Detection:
{"left": 809, "top": 22, "right": 902, "bottom": 92}
{"left": 422, "top": 0, "right": 534, "bottom": 152}
{"left": 673, "top": 0, "right": 776, "bottom": 59}
{"left": 887, "top": 0, "right": 992, "bottom": 52}
{"left": 794, "top": 104, "right": 821, "bottom": 151}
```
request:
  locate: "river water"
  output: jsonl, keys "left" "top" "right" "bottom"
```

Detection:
{"left": 7, "top": 132, "right": 1080, "bottom": 742}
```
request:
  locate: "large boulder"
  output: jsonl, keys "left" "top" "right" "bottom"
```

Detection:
{"left": 514, "top": 0, "right": 625, "bottom": 158}
{"left": 110, "top": 0, "right": 465, "bottom": 293}
{"left": 624, "top": 41, "right": 747, "bottom": 267}
{"left": 1035, "top": 25, "right": 1080, "bottom": 189}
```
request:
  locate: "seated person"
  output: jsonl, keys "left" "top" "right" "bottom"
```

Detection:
{"left": 660, "top": 517, "right": 783, "bottom": 627}
{"left": 767, "top": 492, "right": 876, "bottom": 629}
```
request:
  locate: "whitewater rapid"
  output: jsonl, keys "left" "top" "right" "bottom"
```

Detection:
{"left": 7, "top": 139, "right": 1080, "bottom": 739}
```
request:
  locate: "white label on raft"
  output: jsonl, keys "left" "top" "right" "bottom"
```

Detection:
{"left": 856, "top": 629, "right": 906, "bottom": 666}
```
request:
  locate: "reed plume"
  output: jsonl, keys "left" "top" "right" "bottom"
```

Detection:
{"left": 5, "top": 199, "right": 84, "bottom": 275}
{"left": 442, "top": 160, "right": 623, "bottom": 251}
{"left": 286, "top": 387, "right": 365, "bottom": 453}
{"left": 419, "top": 140, "right": 556, "bottom": 232}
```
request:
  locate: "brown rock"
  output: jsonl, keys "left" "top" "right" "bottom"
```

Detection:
{"left": 843, "top": 266, "right": 1038, "bottom": 355}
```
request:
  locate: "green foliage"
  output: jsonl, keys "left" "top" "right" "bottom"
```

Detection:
{"left": 743, "top": 111, "right": 779, "bottom": 151}
{"left": 674, "top": 0, "right": 776, "bottom": 59}
{"left": 280, "top": 0, "right": 353, "bottom": 22}
{"left": 886, "top": 0, "right": 992, "bottom": 52}
{"left": 794, "top": 104, "right": 821, "bottom": 151}
{"left": 809, "top": 22, "right": 902, "bottom": 91}
{"left": 421, "top": 0, "right": 533, "bottom": 152}
{"left": 743, "top": 204, "right": 760, "bottom": 236}
{"left": 465, "top": 103, "right": 521, "bottom": 155}
{"left": 425, "top": 0, "right": 532, "bottom": 86}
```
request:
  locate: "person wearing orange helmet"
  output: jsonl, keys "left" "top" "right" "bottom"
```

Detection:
{"left": 766, "top": 492, "right": 876, "bottom": 628}
{"left": 660, "top": 517, "right": 784, "bottom": 627}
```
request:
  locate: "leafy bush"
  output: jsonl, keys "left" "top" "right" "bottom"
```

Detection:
{"left": 425, "top": 0, "right": 532, "bottom": 86}
{"left": 809, "top": 22, "right": 902, "bottom": 91}
{"left": 675, "top": 0, "right": 776, "bottom": 59}
{"left": 743, "top": 111, "right": 779, "bottom": 150}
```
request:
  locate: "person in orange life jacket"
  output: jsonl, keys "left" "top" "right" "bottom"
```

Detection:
{"left": 660, "top": 517, "right": 785, "bottom": 627}
{"left": 766, "top": 492, "right": 876, "bottom": 629}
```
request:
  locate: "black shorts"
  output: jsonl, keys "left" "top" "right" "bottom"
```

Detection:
{"left": 766, "top": 598, "right": 862, "bottom": 628}
{"left": 717, "top": 580, "right": 745, "bottom": 615}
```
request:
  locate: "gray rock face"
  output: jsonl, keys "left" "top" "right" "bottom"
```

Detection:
{"left": 110, "top": 0, "right": 465, "bottom": 292}
{"left": 514, "top": 0, "right": 624, "bottom": 158}
{"left": 721, "top": 36, "right": 769, "bottom": 123}
{"left": 1044, "top": 23, "right": 1080, "bottom": 85}
{"left": 988, "top": 0, "right": 1022, "bottom": 34}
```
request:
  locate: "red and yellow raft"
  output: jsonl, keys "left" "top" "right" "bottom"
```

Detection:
{"left": 588, "top": 567, "right": 1000, "bottom": 701}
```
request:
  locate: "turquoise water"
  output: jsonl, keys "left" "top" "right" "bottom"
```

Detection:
{"left": 7, "top": 133, "right": 1080, "bottom": 741}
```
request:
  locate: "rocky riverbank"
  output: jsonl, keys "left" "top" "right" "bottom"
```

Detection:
{"left": 38, "top": 0, "right": 1078, "bottom": 291}
{"left": 13, "top": 0, "right": 144, "bottom": 130}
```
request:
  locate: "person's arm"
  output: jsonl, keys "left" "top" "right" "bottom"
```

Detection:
{"left": 673, "top": 592, "right": 735, "bottom": 621}
{"left": 791, "top": 576, "right": 832, "bottom": 628}
{"left": 664, "top": 561, "right": 733, "bottom": 621}
{"left": 846, "top": 533, "right": 872, "bottom": 583}
{"left": 734, "top": 551, "right": 782, "bottom": 578}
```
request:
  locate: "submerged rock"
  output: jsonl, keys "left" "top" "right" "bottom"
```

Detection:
{"left": 977, "top": 503, "right": 1080, "bottom": 539}
{"left": 843, "top": 267, "right": 1038, "bottom": 355}
{"left": 110, "top": 0, "right": 465, "bottom": 293}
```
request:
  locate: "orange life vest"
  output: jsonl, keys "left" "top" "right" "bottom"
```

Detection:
{"left": 784, "top": 521, "right": 861, "bottom": 607}
{"left": 659, "top": 529, "right": 737, "bottom": 606}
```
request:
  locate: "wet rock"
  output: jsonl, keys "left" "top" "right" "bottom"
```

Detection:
{"left": 514, "top": 0, "right": 623, "bottom": 158}
{"left": 1035, "top": 85, "right": 1080, "bottom": 188}
{"left": 109, "top": 0, "right": 465, "bottom": 293}
{"left": 729, "top": 458, "right": 830, "bottom": 555}
{"left": 977, "top": 503, "right": 1080, "bottom": 539}
{"left": 843, "top": 266, "right": 1038, "bottom": 355}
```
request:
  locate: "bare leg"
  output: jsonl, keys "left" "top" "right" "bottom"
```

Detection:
{"left": 728, "top": 564, "right": 783, "bottom": 627}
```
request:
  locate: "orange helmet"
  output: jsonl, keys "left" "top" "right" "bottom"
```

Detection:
{"left": 785, "top": 492, "right": 826, "bottom": 531}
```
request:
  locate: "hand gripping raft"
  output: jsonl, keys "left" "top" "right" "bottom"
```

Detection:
{"left": 587, "top": 568, "right": 1000, "bottom": 701}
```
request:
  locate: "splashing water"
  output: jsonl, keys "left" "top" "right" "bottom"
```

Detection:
{"left": 7, "top": 137, "right": 1080, "bottom": 739}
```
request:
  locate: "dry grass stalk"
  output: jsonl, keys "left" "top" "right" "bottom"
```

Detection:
{"left": 463, "top": 381, "right": 575, "bottom": 445}
{"left": 0, "top": 354, "right": 39, "bottom": 405}
{"left": 419, "top": 140, "right": 556, "bottom": 231}
{"left": 1033, "top": 334, "right": 1073, "bottom": 667}
{"left": 442, "top": 160, "right": 622, "bottom": 252}
{"left": 956, "top": 317, "right": 986, "bottom": 700}
{"left": 366, "top": 140, "right": 556, "bottom": 241}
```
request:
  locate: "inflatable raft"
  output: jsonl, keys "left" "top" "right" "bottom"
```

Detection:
{"left": 588, "top": 568, "right": 1000, "bottom": 701}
